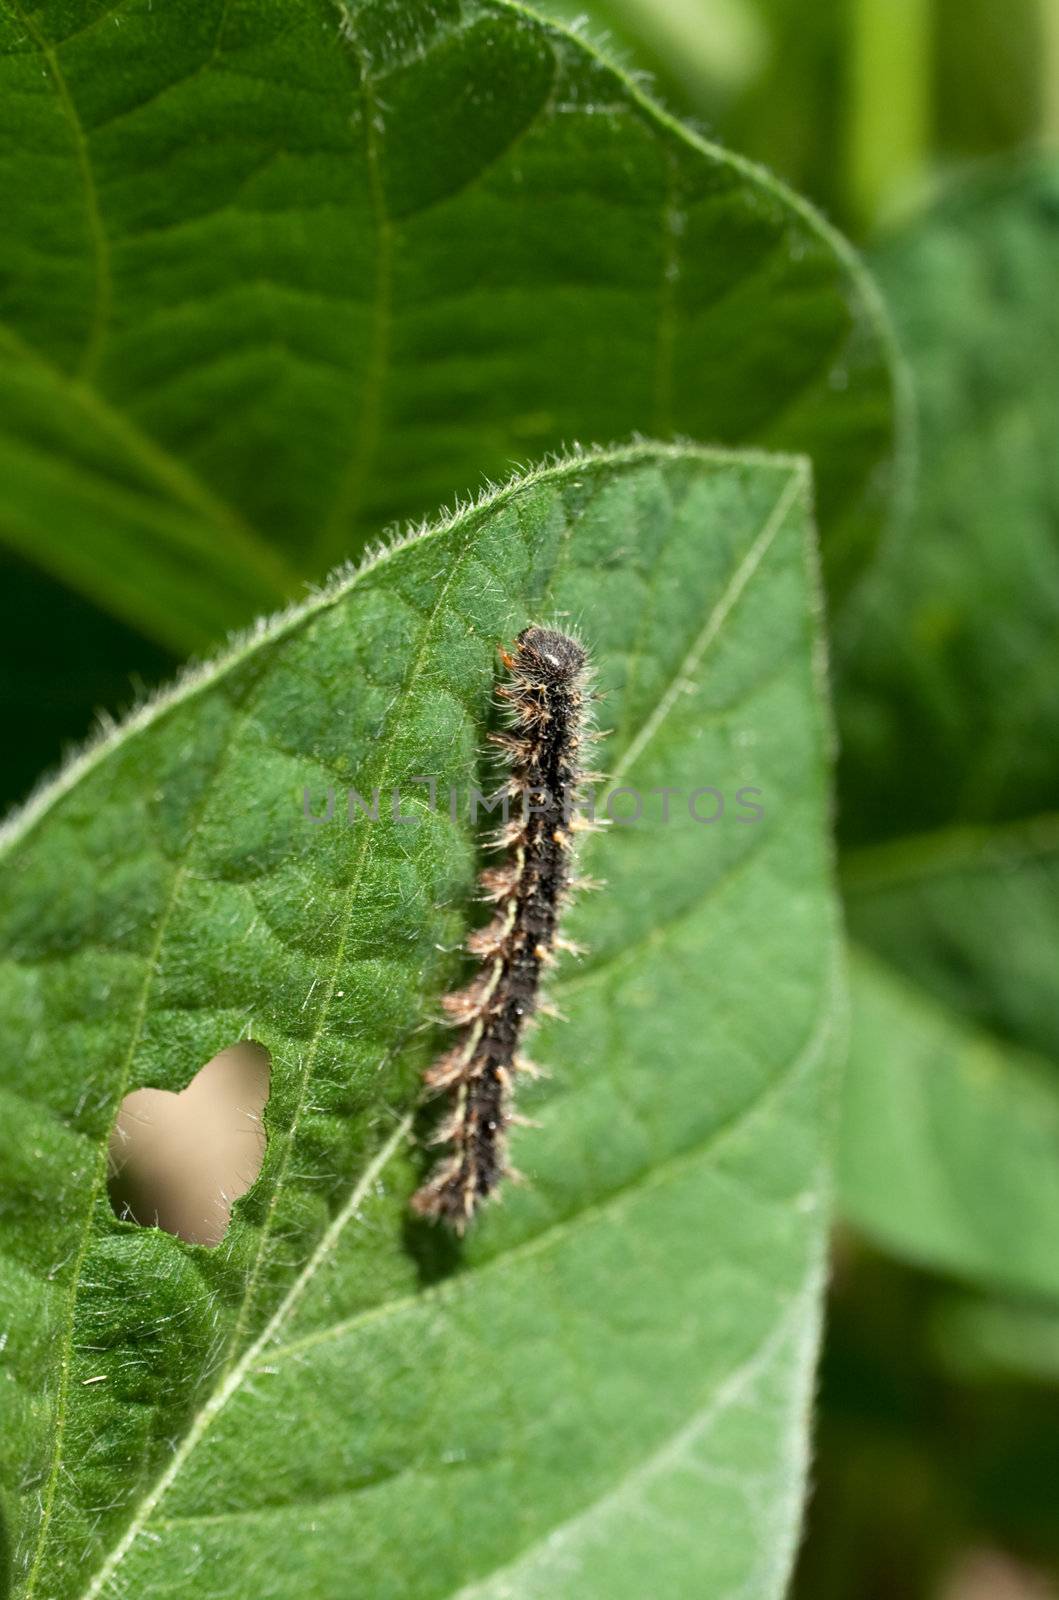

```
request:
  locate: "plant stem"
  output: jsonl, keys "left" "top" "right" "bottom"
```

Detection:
{"left": 1042, "top": 0, "right": 1059, "bottom": 142}
{"left": 847, "top": 0, "right": 933, "bottom": 229}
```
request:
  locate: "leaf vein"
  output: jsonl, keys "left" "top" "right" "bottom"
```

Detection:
{"left": 9, "top": 0, "right": 112, "bottom": 381}
{"left": 23, "top": 671, "right": 267, "bottom": 1599}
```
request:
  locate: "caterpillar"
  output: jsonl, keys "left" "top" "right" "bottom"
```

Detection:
{"left": 410, "top": 625, "right": 598, "bottom": 1232}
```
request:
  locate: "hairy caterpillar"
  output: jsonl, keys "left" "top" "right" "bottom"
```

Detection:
{"left": 411, "top": 626, "right": 598, "bottom": 1231}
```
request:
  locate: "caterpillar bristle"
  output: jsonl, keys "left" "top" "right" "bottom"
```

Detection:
{"left": 411, "top": 625, "right": 594, "bottom": 1231}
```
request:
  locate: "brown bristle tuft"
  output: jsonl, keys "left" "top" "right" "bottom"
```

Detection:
{"left": 411, "top": 625, "right": 596, "bottom": 1232}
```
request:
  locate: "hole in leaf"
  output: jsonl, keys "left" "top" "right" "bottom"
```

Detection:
{"left": 107, "top": 1042, "right": 270, "bottom": 1247}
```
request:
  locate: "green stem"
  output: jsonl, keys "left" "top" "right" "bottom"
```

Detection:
{"left": 1042, "top": 0, "right": 1059, "bottom": 143}
{"left": 611, "top": 0, "right": 767, "bottom": 98}
{"left": 847, "top": 0, "right": 933, "bottom": 229}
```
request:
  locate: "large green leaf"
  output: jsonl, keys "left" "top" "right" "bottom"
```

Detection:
{"left": 0, "top": 444, "right": 842, "bottom": 1599}
{"left": 791, "top": 1242, "right": 1059, "bottom": 1600}
{"left": 834, "top": 157, "right": 1059, "bottom": 1299}
{"left": 931, "top": 1290, "right": 1059, "bottom": 1387}
{"left": 840, "top": 814, "right": 1059, "bottom": 1297}
{"left": 0, "top": 0, "right": 900, "bottom": 652}
{"left": 841, "top": 945, "right": 1059, "bottom": 1299}
{"left": 839, "top": 155, "right": 1059, "bottom": 845}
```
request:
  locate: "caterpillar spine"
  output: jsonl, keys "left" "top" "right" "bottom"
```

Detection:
{"left": 411, "top": 626, "right": 597, "bottom": 1231}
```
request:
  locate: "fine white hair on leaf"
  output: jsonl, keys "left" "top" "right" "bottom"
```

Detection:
{"left": 0, "top": 440, "right": 809, "bottom": 858}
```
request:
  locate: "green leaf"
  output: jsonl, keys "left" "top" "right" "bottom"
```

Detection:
{"left": 839, "top": 155, "right": 1059, "bottom": 844}
{"left": 840, "top": 812, "right": 1059, "bottom": 1298}
{"left": 0, "top": 443, "right": 841, "bottom": 1599}
{"left": 835, "top": 158, "right": 1059, "bottom": 1298}
{"left": 844, "top": 817, "right": 1059, "bottom": 1064}
{"left": 841, "top": 945, "right": 1059, "bottom": 1300}
{"left": 792, "top": 1242, "right": 1059, "bottom": 1600}
{"left": 0, "top": 0, "right": 901, "bottom": 651}
{"left": 931, "top": 1292, "right": 1059, "bottom": 1386}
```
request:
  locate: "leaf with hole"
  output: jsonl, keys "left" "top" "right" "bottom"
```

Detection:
{"left": 0, "top": 443, "right": 841, "bottom": 1599}
{"left": 107, "top": 1042, "right": 271, "bottom": 1249}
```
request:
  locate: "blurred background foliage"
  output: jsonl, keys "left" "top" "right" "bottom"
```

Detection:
{"left": 544, "top": 0, "right": 1059, "bottom": 234}
{"left": 1, "top": 3, "right": 1057, "bottom": 1597}
{"left": 5, "top": 0, "right": 1058, "bottom": 812}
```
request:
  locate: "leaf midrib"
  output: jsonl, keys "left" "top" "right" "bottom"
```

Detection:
{"left": 220, "top": 504, "right": 487, "bottom": 1366}
{"left": 22, "top": 666, "right": 268, "bottom": 1600}
{"left": 444, "top": 1268, "right": 825, "bottom": 1600}
{"left": 0, "top": 325, "right": 298, "bottom": 602}
{"left": 252, "top": 989, "right": 836, "bottom": 1376}
{"left": 60, "top": 450, "right": 807, "bottom": 1596}
{"left": 8, "top": 0, "right": 111, "bottom": 383}
{"left": 2, "top": 0, "right": 903, "bottom": 657}
{"left": 312, "top": 1, "right": 394, "bottom": 567}
{"left": 0, "top": 443, "right": 803, "bottom": 859}
{"left": 22, "top": 482, "right": 490, "bottom": 1598}
{"left": 84, "top": 986, "right": 834, "bottom": 1581}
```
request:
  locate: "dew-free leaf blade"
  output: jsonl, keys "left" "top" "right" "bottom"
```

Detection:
{"left": 0, "top": 0, "right": 901, "bottom": 650}
{"left": 0, "top": 327, "right": 300, "bottom": 654}
{"left": 838, "top": 154, "right": 1059, "bottom": 845}
{"left": 932, "top": 1291, "right": 1059, "bottom": 1386}
{"left": 834, "top": 157, "right": 1059, "bottom": 1299}
{"left": 839, "top": 819, "right": 1059, "bottom": 1301}
{"left": 845, "top": 818, "right": 1059, "bottom": 1066}
{"left": 841, "top": 947, "right": 1059, "bottom": 1301}
{"left": 0, "top": 444, "right": 841, "bottom": 1600}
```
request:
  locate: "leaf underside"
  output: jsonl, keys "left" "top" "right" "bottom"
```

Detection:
{"left": 0, "top": 444, "right": 841, "bottom": 1600}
